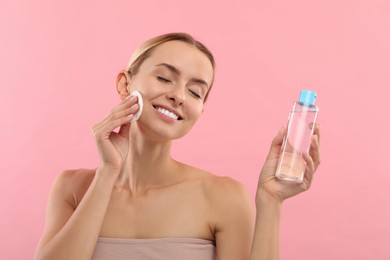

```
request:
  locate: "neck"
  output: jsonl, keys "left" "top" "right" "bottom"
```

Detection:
{"left": 115, "top": 126, "right": 178, "bottom": 196}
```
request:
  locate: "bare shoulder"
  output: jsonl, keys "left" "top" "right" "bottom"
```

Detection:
{"left": 182, "top": 164, "right": 254, "bottom": 242}
{"left": 180, "top": 163, "right": 252, "bottom": 206}
{"left": 55, "top": 168, "right": 96, "bottom": 189}
{"left": 53, "top": 168, "right": 97, "bottom": 207}
{"left": 57, "top": 168, "right": 96, "bottom": 184}
{"left": 205, "top": 174, "right": 252, "bottom": 208}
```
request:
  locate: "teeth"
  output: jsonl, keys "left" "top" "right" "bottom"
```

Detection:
{"left": 156, "top": 107, "right": 179, "bottom": 120}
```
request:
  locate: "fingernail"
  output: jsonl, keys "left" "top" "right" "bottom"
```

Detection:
{"left": 127, "top": 114, "right": 134, "bottom": 121}
{"left": 126, "top": 95, "right": 136, "bottom": 100}
{"left": 131, "top": 103, "right": 139, "bottom": 109}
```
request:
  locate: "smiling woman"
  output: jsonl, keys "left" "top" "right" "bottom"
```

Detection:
{"left": 34, "top": 32, "right": 321, "bottom": 260}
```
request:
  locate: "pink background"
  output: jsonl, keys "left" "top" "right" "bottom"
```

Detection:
{"left": 1, "top": 0, "right": 389, "bottom": 259}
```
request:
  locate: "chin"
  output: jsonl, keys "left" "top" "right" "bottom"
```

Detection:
{"left": 135, "top": 120, "right": 191, "bottom": 141}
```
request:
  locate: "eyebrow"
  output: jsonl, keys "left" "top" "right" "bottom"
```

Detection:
{"left": 156, "top": 63, "right": 209, "bottom": 89}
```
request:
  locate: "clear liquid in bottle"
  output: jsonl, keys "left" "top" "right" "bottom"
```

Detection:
{"left": 275, "top": 90, "right": 319, "bottom": 183}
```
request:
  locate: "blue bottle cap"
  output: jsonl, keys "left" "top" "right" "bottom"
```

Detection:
{"left": 299, "top": 89, "right": 317, "bottom": 105}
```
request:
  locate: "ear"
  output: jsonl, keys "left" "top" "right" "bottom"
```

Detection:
{"left": 116, "top": 70, "right": 131, "bottom": 100}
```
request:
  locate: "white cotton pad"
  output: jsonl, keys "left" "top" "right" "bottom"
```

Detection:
{"left": 130, "top": 90, "right": 143, "bottom": 122}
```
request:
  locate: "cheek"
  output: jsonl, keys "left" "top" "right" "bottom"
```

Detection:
{"left": 129, "top": 77, "right": 163, "bottom": 98}
{"left": 188, "top": 104, "right": 204, "bottom": 121}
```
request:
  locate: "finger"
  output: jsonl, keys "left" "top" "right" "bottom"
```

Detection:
{"left": 108, "top": 96, "right": 138, "bottom": 118}
{"left": 96, "top": 97, "right": 138, "bottom": 129}
{"left": 267, "top": 127, "right": 286, "bottom": 160}
{"left": 118, "top": 101, "right": 141, "bottom": 135}
{"left": 302, "top": 152, "right": 315, "bottom": 190}
{"left": 93, "top": 96, "right": 139, "bottom": 138}
{"left": 117, "top": 120, "right": 131, "bottom": 138}
{"left": 100, "top": 102, "right": 139, "bottom": 129}
{"left": 93, "top": 115, "right": 133, "bottom": 140}
{"left": 308, "top": 135, "right": 321, "bottom": 169}
{"left": 92, "top": 116, "right": 129, "bottom": 140}
{"left": 116, "top": 95, "right": 139, "bottom": 112}
{"left": 303, "top": 152, "right": 315, "bottom": 174}
{"left": 271, "top": 127, "right": 285, "bottom": 147}
{"left": 115, "top": 103, "right": 140, "bottom": 120}
{"left": 301, "top": 176, "right": 312, "bottom": 191}
{"left": 313, "top": 124, "right": 321, "bottom": 147}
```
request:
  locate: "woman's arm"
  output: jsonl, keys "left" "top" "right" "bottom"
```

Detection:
{"left": 213, "top": 178, "right": 255, "bottom": 260}
{"left": 249, "top": 190, "right": 282, "bottom": 260}
{"left": 34, "top": 167, "right": 119, "bottom": 260}
{"left": 206, "top": 126, "right": 320, "bottom": 260}
{"left": 250, "top": 126, "right": 321, "bottom": 260}
{"left": 35, "top": 95, "right": 140, "bottom": 259}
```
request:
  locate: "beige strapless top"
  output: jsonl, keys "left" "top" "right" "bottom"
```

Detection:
{"left": 92, "top": 237, "right": 216, "bottom": 260}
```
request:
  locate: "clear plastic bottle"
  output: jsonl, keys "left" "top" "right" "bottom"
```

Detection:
{"left": 275, "top": 90, "right": 319, "bottom": 183}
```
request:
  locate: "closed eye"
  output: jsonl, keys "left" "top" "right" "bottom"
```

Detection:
{"left": 189, "top": 90, "right": 201, "bottom": 99}
{"left": 157, "top": 76, "right": 172, "bottom": 83}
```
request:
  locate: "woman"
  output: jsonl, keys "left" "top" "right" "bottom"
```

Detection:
{"left": 35, "top": 32, "right": 321, "bottom": 260}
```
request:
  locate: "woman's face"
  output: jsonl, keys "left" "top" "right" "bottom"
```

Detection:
{"left": 127, "top": 40, "right": 214, "bottom": 141}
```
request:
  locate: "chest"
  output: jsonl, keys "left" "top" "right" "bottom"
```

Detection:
{"left": 99, "top": 185, "right": 215, "bottom": 240}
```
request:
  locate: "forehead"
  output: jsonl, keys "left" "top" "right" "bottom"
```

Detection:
{"left": 142, "top": 41, "right": 214, "bottom": 83}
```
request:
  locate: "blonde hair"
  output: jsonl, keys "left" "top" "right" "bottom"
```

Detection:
{"left": 127, "top": 32, "right": 215, "bottom": 101}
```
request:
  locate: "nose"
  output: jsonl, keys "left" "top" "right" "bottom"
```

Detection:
{"left": 167, "top": 85, "right": 185, "bottom": 106}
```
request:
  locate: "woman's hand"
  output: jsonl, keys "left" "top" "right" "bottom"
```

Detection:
{"left": 257, "top": 125, "right": 321, "bottom": 203}
{"left": 91, "top": 95, "right": 139, "bottom": 170}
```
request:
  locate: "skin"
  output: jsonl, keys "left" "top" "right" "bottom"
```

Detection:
{"left": 34, "top": 40, "right": 321, "bottom": 260}
{"left": 250, "top": 126, "right": 320, "bottom": 259}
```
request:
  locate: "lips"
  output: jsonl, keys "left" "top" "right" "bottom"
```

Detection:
{"left": 152, "top": 105, "right": 183, "bottom": 120}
